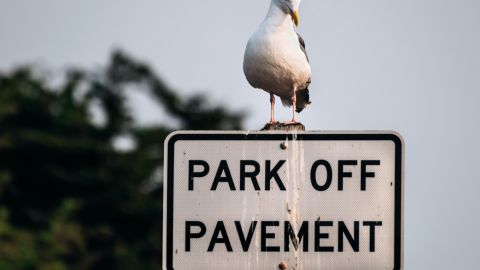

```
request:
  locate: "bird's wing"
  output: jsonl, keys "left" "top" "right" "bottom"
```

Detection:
{"left": 297, "top": 33, "right": 309, "bottom": 63}
{"left": 296, "top": 32, "right": 312, "bottom": 111}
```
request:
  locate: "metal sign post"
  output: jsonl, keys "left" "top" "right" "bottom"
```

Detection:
{"left": 163, "top": 131, "right": 404, "bottom": 270}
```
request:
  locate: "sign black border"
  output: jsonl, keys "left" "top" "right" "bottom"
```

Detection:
{"left": 164, "top": 132, "right": 403, "bottom": 270}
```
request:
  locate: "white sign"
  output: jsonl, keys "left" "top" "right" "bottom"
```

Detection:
{"left": 163, "top": 131, "right": 404, "bottom": 270}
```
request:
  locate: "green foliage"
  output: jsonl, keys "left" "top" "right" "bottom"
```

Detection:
{"left": 0, "top": 51, "right": 244, "bottom": 269}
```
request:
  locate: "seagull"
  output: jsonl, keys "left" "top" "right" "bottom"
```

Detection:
{"left": 243, "top": 0, "right": 311, "bottom": 125}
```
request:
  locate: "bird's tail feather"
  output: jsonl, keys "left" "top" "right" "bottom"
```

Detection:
{"left": 295, "top": 88, "right": 311, "bottom": 113}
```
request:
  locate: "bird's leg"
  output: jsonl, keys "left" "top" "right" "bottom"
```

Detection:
{"left": 270, "top": 93, "right": 276, "bottom": 123}
{"left": 285, "top": 94, "right": 298, "bottom": 125}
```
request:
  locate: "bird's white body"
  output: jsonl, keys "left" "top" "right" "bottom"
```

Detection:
{"left": 243, "top": 1, "right": 311, "bottom": 106}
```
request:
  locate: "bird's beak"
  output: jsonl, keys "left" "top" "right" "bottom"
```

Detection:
{"left": 291, "top": 10, "right": 299, "bottom": 27}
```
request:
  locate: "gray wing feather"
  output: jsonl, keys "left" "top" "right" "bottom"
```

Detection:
{"left": 295, "top": 33, "right": 312, "bottom": 113}
{"left": 297, "top": 33, "right": 309, "bottom": 62}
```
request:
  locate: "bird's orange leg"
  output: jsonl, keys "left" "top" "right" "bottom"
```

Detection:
{"left": 285, "top": 94, "right": 298, "bottom": 125}
{"left": 270, "top": 93, "right": 276, "bottom": 123}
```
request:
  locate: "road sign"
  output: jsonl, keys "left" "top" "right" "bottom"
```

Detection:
{"left": 163, "top": 131, "right": 404, "bottom": 270}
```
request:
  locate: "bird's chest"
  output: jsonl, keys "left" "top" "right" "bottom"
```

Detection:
{"left": 252, "top": 34, "right": 300, "bottom": 72}
{"left": 244, "top": 32, "right": 309, "bottom": 93}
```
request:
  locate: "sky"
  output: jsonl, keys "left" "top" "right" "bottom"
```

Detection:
{"left": 1, "top": 0, "right": 480, "bottom": 269}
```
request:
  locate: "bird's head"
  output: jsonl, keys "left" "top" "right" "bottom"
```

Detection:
{"left": 274, "top": 0, "right": 301, "bottom": 27}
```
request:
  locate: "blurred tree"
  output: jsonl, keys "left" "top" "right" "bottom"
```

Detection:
{"left": 0, "top": 51, "right": 244, "bottom": 269}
